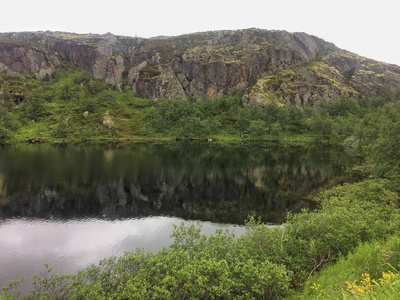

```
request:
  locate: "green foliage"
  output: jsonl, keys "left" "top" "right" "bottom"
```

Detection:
{"left": 2, "top": 58, "right": 400, "bottom": 299}
{"left": 1, "top": 178, "right": 400, "bottom": 299}
{"left": 0, "top": 89, "right": 14, "bottom": 108}
{"left": 96, "top": 91, "right": 115, "bottom": 104}
{"left": 159, "top": 98, "right": 193, "bottom": 123}
{"left": 3, "top": 68, "right": 400, "bottom": 297}
{"left": 55, "top": 83, "right": 74, "bottom": 102}
{"left": 325, "top": 97, "right": 360, "bottom": 117}
{"left": 173, "top": 116, "right": 217, "bottom": 139}
{"left": 317, "top": 178, "right": 399, "bottom": 205}
{"left": 22, "top": 89, "right": 45, "bottom": 120}
{"left": 78, "top": 97, "right": 97, "bottom": 112}
{"left": 269, "top": 122, "right": 282, "bottom": 140}
{"left": 294, "top": 235, "right": 400, "bottom": 299}
{"left": 307, "top": 113, "right": 333, "bottom": 142}
{"left": 331, "top": 115, "right": 359, "bottom": 144}
{"left": 233, "top": 180, "right": 400, "bottom": 289}
{"left": 51, "top": 118, "right": 69, "bottom": 139}
{"left": 284, "top": 179, "right": 400, "bottom": 283}
{"left": 0, "top": 125, "right": 12, "bottom": 143}
{"left": 237, "top": 217, "right": 287, "bottom": 264}
{"left": 5, "top": 68, "right": 398, "bottom": 146}
{"left": 278, "top": 105, "right": 305, "bottom": 131}
{"left": 1, "top": 279, "right": 22, "bottom": 300}
{"left": 4, "top": 223, "right": 290, "bottom": 300}
{"left": 0, "top": 107, "right": 16, "bottom": 142}
{"left": 367, "top": 101, "right": 400, "bottom": 181}
{"left": 247, "top": 120, "right": 268, "bottom": 139}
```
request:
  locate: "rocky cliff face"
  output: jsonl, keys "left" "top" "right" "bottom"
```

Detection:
{"left": 0, "top": 41, "right": 56, "bottom": 80}
{"left": 0, "top": 29, "right": 399, "bottom": 106}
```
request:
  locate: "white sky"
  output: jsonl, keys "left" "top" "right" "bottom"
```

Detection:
{"left": 1, "top": 0, "right": 399, "bottom": 65}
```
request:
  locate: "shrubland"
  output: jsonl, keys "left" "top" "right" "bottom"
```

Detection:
{"left": 0, "top": 68, "right": 394, "bottom": 145}
{"left": 1, "top": 69, "right": 400, "bottom": 299}
{"left": 2, "top": 179, "right": 399, "bottom": 299}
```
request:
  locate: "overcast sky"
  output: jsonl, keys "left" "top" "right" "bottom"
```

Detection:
{"left": 2, "top": 0, "right": 399, "bottom": 65}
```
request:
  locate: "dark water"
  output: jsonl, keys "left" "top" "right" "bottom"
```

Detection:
{"left": 0, "top": 142, "right": 355, "bottom": 291}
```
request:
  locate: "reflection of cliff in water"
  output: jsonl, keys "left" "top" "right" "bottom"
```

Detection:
{"left": 0, "top": 143, "right": 355, "bottom": 223}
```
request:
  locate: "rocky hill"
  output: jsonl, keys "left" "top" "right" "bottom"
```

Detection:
{"left": 0, "top": 28, "right": 399, "bottom": 106}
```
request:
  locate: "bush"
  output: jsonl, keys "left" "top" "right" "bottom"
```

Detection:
{"left": 55, "top": 83, "right": 74, "bottom": 102}
{"left": 308, "top": 114, "right": 333, "bottom": 142}
{"left": 2, "top": 179, "right": 399, "bottom": 299}
{"left": 96, "top": 91, "right": 115, "bottom": 104}
{"left": 284, "top": 179, "right": 400, "bottom": 282}
{"left": 369, "top": 102, "right": 400, "bottom": 181}
{"left": 2, "top": 223, "right": 292, "bottom": 300}
{"left": 23, "top": 91, "right": 45, "bottom": 120}
{"left": 159, "top": 98, "right": 193, "bottom": 124}
{"left": 51, "top": 118, "right": 69, "bottom": 139}
{"left": 297, "top": 235, "right": 400, "bottom": 299}
{"left": 237, "top": 217, "right": 287, "bottom": 264}
{"left": 247, "top": 120, "right": 268, "bottom": 139}
{"left": 325, "top": 97, "right": 360, "bottom": 117}
{"left": 173, "top": 116, "right": 217, "bottom": 139}
{"left": 0, "top": 125, "right": 12, "bottom": 143}
{"left": 79, "top": 97, "right": 98, "bottom": 112}
{"left": 0, "top": 89, "right": 14, "bottom": 108}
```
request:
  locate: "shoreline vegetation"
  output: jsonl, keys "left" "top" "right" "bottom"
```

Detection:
{"left": 2, "top": 135, "right": 315, "bottom": 145}
{"left": 1, "top": 70, "right": 400, "bottom": 299}
{"left": 0, "top": 69, "right": 367, "bottom": 146}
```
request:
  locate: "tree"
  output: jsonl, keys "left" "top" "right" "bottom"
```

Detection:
{"left": 23, "top": 90, "right": 45, "bottom": 120}
{"left": 52, "top": 118, "right": 69, "bottom": 138}
{"left": 325, "top": 97, "right": 360, "bottom": 117}
{"left": 0, "top": 89, "right": 14, "bottom": 108}
{"left": 248, "top": 120, "right": 268, "bottom": 140}
{"left": 308, "top": 114, "right": 333, "bottom": 142}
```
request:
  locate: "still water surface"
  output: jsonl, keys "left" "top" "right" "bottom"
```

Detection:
{"left": 0, "top": 142, "right": 355, "bottom": 290}
{"left": 0, "top": 216, "right": 244, "bottom": 292}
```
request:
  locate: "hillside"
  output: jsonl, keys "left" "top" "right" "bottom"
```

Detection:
{"left": 1, "top": 29, "right": 400, "bottom": 300}
{"left": 1, "top": 28, "right": 400, "bottom": 107}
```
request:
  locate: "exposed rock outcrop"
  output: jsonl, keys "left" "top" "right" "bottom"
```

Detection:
{"left": 0, "top": 43, "right": 56, "bottom": 80}
{"left": 244, "top": 51, "right": 400, "bottom": 106}
{"left": 0, "top": 28, "right": 399, "bottom": 106}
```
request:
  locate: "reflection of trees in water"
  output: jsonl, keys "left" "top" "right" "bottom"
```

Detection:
{"left": 0, "top": 144, "right": 355, "bottom": 224}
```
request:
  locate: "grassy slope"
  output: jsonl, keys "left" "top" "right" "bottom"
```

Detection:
{"left": 1, "top": 69, "right": 318, "bottom": 144}
{"left": 2, "top": 69, "right": 400, "bottom": 298}
{"left": 287, "top": 236, "right": 400, "bottom": 299}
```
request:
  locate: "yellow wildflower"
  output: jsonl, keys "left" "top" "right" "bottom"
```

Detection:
{"left": 310, "top": 282, "right": 321, "bottom": 291}
{"left": 379, "top": 270, "right": 398, "bottom": 285}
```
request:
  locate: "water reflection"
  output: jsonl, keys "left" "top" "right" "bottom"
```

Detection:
{"left": 0, "top": 217, "right": 244, "bottom": 291}
{"left": 0, "top": 143, "right": 356, "bottom": 292}
{"left": 0, "top": 143, "right": 355, "bottom": 223}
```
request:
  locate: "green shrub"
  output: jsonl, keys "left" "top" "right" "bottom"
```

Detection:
{"left": 22, "top": 90, "right": 45, "bottom": 120}
{"left": 173, "top": 116, "right": 217, "bottom": 139}
{"left": 3, "top": 223, "right": 292, "bottom": 300}
{"left": 237, "top": 217, "right": 287, "bottom": 264}
{"left": 248, "top": 120, "right": 268, "bottom": 139}
{"left": 0, "top": 125, "right": 12, "bottom": 143}
{"left": 296, "top": 235, "right": 400, "bottom": 300}
{"left": 0, "top": 89, "right": 14, "bottom": 108}
{"left": 284, "top": 179, "right": 400, "bottom": 283}
{"left": 51, "top": 118, "right": 69, "bottom": 139}
{"left": 325, "top": 97, "right": 360, "bottom": 117}
{"left": 79, "top": 97, "right": 98, "bottom": 112}
{"left": 55, "top": 83, "right": 74, "bottom": 102}
{"left": 308, "top": 114, "right": 333, "bottom": 142}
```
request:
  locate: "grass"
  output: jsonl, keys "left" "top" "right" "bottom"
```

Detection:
{"left": 0, "top": 69, "right": 364, "bottom": 148}
{"left": 286, "top": 235, "right": 400, "bottom": 300}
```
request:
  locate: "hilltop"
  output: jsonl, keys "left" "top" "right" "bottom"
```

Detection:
{"left": 1, "top": 28, "right": 399, "bottom": 107}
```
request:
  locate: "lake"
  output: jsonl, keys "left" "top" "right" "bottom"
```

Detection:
{"left": 0, "top": 142, "right": 355, "bottom": 291}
